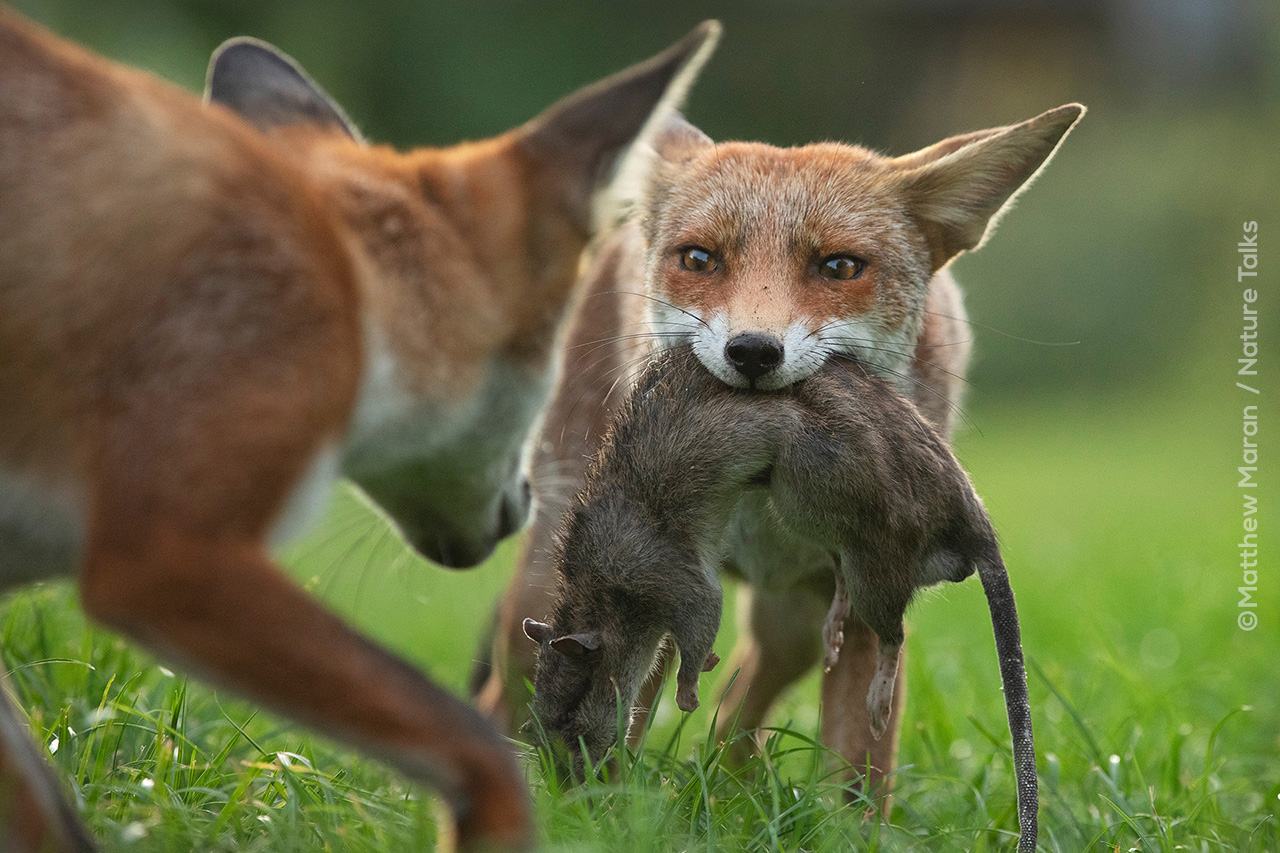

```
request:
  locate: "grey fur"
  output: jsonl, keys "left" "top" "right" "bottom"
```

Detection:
{"left": 529, "top": 346, "right": 1037, "bottom": 851}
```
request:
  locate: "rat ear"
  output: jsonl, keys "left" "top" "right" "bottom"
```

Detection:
{"left": 550, "top": 632, "right": 602, "bottom": 658}
{"left": 523, "top": 619, "right": 553, "bottom": 645}
{"left": 894, "top": 103, "right": 1084, "bottom": 270}
{"left": 206, "top": 38, "right": 361, "bottom": 140}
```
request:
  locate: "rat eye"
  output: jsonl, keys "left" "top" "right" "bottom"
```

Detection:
{"left": 680, "top": 246, "right": 719, "bottom": 273}
{"left": 819, "top": 255, "right": 867, "bottom": 281}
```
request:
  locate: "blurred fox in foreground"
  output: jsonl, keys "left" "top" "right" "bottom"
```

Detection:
{"left": 478, "top": 100, "right": 1083, "bottom": 800}
{"left": 0, "top": 7, "right": 719, "bottom": 850}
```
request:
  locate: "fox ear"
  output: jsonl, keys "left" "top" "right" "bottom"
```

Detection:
{"left": 517, "top": 21, "right": 721, "bottom": 231}
{"left": 206, "top": 38, "right": 360, "bottom": 141}
{"left": 895, "top": 104, "right": 1085, "bottom": 270}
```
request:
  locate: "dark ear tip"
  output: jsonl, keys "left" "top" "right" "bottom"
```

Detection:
{"left": 205, "top": 35, "right": 360, "bottom": 141}
{"left": 205, "top": 36, "right": 299, "bottom": 107}
{"left": 208, "top": 36, "right": 292, "bottom": 79}
{"left": 212, "top": 36, "right": 280, "bottom": 59}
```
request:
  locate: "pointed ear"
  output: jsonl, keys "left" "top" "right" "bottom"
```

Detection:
{"left": 550, "top": 632, "right": 602, "bottom": 658}
{"left": 517, "top": 20, "right": 721, "bottom": 230}
{"left": 206, "top": 37, "right": 360, "bottom": 141}
{"left": 523, "top": 619, "right": 553, "bottom": 645}
{"left": 895, "top": 104, "right": 1085, "bottom": 270}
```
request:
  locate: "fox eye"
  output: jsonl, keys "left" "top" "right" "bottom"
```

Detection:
{"left": 819, "top": 255, "right": 867, "bottom": 281}
{"left": 680, "top": 246, "right": 719, "bottom": 273}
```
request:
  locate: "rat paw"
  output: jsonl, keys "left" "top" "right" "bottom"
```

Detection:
{"left": 866, "top": 641, "right": 901, "bottom": 739}
{"left": 675, "top": 680, "right": 700, "bottom": 712}
{"left": 822, "top": 625, "right": 844, "bottom": 672}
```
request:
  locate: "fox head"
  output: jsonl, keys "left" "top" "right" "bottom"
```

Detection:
{"left": 625, "top": 106, "right": 1083, "bottom": 391}
{"left": 206, "top": 24, "right": 721, "bottom": 567}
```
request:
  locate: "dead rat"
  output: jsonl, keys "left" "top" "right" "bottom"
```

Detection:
{"left": 524, "top": 346, "right": 1038, "bottom": 851}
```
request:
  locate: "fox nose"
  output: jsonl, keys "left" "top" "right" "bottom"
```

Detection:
{"left": 725, "top": 333, "right": 784, "bottom": 383}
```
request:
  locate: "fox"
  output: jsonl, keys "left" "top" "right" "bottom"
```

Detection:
{"left": 0, "top": 7, "right": 719, "bottom": 852}
{"left": 476, "top": 102, "right": 1083, "bottom": 798}
{"left": 525, "top": 345, "right": 1039, "bottom": 851}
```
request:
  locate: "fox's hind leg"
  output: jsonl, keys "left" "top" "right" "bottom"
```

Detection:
{"left": 819, "top": 614, "right": 906, "bottom": 808}
{"left": 714, "top": 584, "right": 824, "bottom": 761}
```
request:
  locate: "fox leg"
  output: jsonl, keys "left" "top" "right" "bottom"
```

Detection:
{"left": 819, "top": 615, "right": 906, "bottom": 809}
{"left": 82, "top": 531, "right": 531, "bottom": 850}
{"left": 475, "top": 519, "right": 560, "bottom": 734}
{"left": 0, "top": 680, "right": 96, "bottom": 853}
{"left": 75, "top": 338, "right": 531, "bottom": 851}
{"left": 714, "top": 585, "right": 824, "bottom": 760}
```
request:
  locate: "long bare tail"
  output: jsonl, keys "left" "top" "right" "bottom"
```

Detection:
{"left": 978, "top": 550, "right": 1038, "bottom": 852}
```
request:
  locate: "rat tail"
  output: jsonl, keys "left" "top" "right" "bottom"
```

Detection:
{"left": 978, "top": 548, "right": 1038, "bottom": 852}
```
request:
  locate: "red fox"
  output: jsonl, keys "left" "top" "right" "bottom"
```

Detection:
{"left": 0, "top": 8, "right": 719, "bottom": 851}
{"left": 478, "top": 104, "right": 1083, "bottom": 798}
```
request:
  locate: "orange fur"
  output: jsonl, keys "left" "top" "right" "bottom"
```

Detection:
{"left": 480, "top": 105, "right": 1083, "bottom": 800}
{"left": 0, "top": 8, "right": 720, "bottom": 850}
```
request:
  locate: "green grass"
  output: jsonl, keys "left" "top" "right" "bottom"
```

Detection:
{"left": 2, "top": 380, "right": 1276, "bottom": 851}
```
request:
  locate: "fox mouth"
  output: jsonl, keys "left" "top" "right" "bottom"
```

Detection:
{"left": 650, "top": 302, "right": 907, "bottom": 391}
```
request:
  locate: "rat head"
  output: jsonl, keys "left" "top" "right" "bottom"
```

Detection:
{"left": 206, "top": 24, "right": 721, "bottom": 567}
{"left": 525, "top": 502, "right": 722, "bottom": 774}
{"left": 624, "top": 106, "right": 1083, "bottom": 390}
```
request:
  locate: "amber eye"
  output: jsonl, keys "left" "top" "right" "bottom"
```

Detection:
{"left": 819, "top": 255, "right": 867, "bottom": 281}
{"left": 680, "top": 246, "right": 719, "bottom": 273}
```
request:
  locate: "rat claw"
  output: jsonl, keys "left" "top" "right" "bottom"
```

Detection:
{"left": 822, "top": 627, "right": 844, "bottom": 672}
{"left": 822, "top": 570, "right": 851, "bottom": 672}
{"left": 868, "top": 700, "right": 889, "bottom": 740}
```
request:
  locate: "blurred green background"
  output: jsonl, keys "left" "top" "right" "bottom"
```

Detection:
{"left": 2, "top": 0, "right": 1277, "bottom": 848}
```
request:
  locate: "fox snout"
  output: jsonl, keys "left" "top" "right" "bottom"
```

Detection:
{"left": 725, "top": 332, "right": 784, "bottom": 385}
{"left": 684, "top": 312, "right": 820, "bottom": 391}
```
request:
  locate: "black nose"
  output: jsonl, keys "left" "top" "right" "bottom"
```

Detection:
{"left": 725, "top": 333, "right": 784, "bottom": 383}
